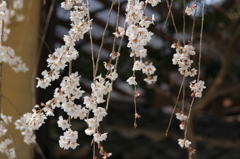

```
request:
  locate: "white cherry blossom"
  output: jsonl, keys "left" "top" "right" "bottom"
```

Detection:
{"left": 127, "top": 76, "right": 137, "bottom": 85}
{"left": 133, "top": 60, "right": 145, "bottom": 71}
{"left": 93, "top": 133, "right": 108, "bottom": 143}
{"left": 145, "top": 0, "right": 161, "bottom": 7}
{"left": 178, "top": 139, "right": 191, "bottom": 148}
{"left": 57, "top": 116, "right": 71, "bottom": 130}
{"left": 175, "top": 113, "right": 188, "bottom": 121}
{"left": 93, "top": 107, "right": 107, "bottom": 122}
{"left": 113, "top": 27, "right": 125, "bottom": 37}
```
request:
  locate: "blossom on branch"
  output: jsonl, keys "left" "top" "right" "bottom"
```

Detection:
{"left": 185, "top": 3, "right": 197, "bottom": 16}
{"left": 178, "top": 139, "right": 191, "bottom": 148}
{"left": 189, "top": 80, "right": 206, "bottom": 98}
{"left": 59, "top": 129, "right": 79, "bottom": 150}
{"left": 127, "top": 76, "right": 137, "bottom": 85}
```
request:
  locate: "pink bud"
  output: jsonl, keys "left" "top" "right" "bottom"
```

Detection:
{"left": 135, "top": 113, "right": 141, "bottom": 118}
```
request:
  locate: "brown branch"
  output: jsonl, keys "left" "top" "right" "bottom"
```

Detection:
{"left": 94, "top": 0, "right": 116, "bottom": 79}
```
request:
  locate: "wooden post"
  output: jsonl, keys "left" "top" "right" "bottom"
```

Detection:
{"left": 2, "top": 0, "right": 41, "bottom": 158}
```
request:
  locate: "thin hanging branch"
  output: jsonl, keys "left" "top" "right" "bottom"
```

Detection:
{"left": 165, "top": 0, "right": 180, "bottom": 42}
{"left": 87, "top": 0, "right": 96, "bottom": 78}
{"left": 165, "top": 76, "right": 185, "bottom": 136}
{"left": 183, "top": 0, "right": 186, "bottom": 45}
{"left": 33, "top": 142, "right": 47, "bottom": 159}
{"left": 197, "top": 0, "right": 206, "bottom": 82}
{"left": 31, "top": 0, "right": 55, "bottom": 105}
{"left": 1, "top": 95, "right": 22, "bottom": 116}
{"left": 0, "top": 1, "right": 4, "bottom": 119}
{"left": 94, "top": 0, "right": 116, "bottom": 79}
{"left": 105, "top": 0, "right": 121, "bottom": 111}
{"left": 190, "top": 0, "right": 199, "bottom": 42}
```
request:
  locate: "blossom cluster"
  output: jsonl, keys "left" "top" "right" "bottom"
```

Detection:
{"left": 14, "top": 0, "right": 91, "bottom": 152}
{"left": 175, "top": 112, "right": 187, "bottom": 130}
{"left": 178, "top": 138, "right": 191, "bottom": 148}
{"left": 171, "top": 43, "right": 197, "bottom": 77}
{"left": 0, "top": 1, "right": 7, "bottom": 21}
{"left": 12, "top": 0, "right": 163, "bottom": 158}
{"left": 175, "top": 113, "right": 192, "bottom": 154}
{"left": 172, "top": 41, "right": 205, "bottom": 150}
{"left": 171, "top": 42, "right": 205, "bottom": 153}
{"left": 25, "top": 109, "right": 47, "bottom": 130}
{"left": 20, "top": 71, "right": 87, "bottom": 149}
{"left": 12, "top": 0, "right": 25, "bottom": 22}
{"left": 0, "top": 0, "right": 28, "bottom": 73}
{"left": 189, "top": 79, "right": 206, "bottom": 98}
{"left": 84, "top": 108, "right": 107, "bottom": 136}
{"left": 0, "top": 114, "right": 16, "bottom": 159}
{"left": 125, "top": 0, "right": 158, "bottom": 85}
{"left": 0, "top": 45, "right": 29, "bottom": 72}
{"left": 83, "top": 75, "right": 112, "bottom": 157}
{"left": 33, "top": 71, "right": 86, "bottom": 150}
{"left": 1, "top": 0, "right": 25, "bottom": 41}
{"left": 54, "top": 73, "right": 86, "bottom": 118}
{"left": 171, "top": 42, "right": 206, "bottom": 98}
{"left": 36, "top": 0, "right": 91, "bottom": 89}
{"left": 21, "top": 0, "right": 112, "bottom": 156}
{"left": 0, "top": 139, "right": 16, "bottom": 159}
{"left": 59, "top": 129, "right": 79, "bottom": 150}
{"left": 14, "top": 113, "right": 36, "bottom": 144}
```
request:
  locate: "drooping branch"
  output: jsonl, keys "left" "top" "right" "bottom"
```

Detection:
{"left": 192, "top": 26, "right": 240, "bottom": 116}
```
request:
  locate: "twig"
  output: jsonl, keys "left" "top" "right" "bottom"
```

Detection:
{"left": 165, "top": 0, "right": 180, "bottom": 42}
{"left": 94, "top": 0, "right": 116, "bottom": 79}
{"left": 87, "top": 0, "right": 96, "bottom": 79}
{"left": 68, "top": 61, "right": 72, "bottom": 76}
{"left": 183, "top": 0, "right": 186, "bottom": 45}
{"left": 133, "top": 55, "right": 137, "bottom": 129}
{"left": 184, "top": 97, "right": 195, "bottom": 140}
{"left": 115, "top": 20, "right": 127, "bottom": 70}
{"left": 197, "top": 0, "right": 206, "bottom": 82}
{"left": 105, "top": 0, "right": 121, "bottom": 111}
{"left": 1, "top": 95, "right": 22, "bottom": 116}
{"left": 33, "top": 142, "right": 47, "bottom": 159}
{"left": 31, "top": 0, "right": 55, "bottom": 105}
{"left": 181, "top": 76, "right": 185, "bottom": 112}
{"left": 190, "top": 0, "right": 198, "bottom": 43}
{"left": 165, "top": 76, "right": 185, "bottom": 136}
{"left": 164, "top": 0, "right": 173, "bottom": 29}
